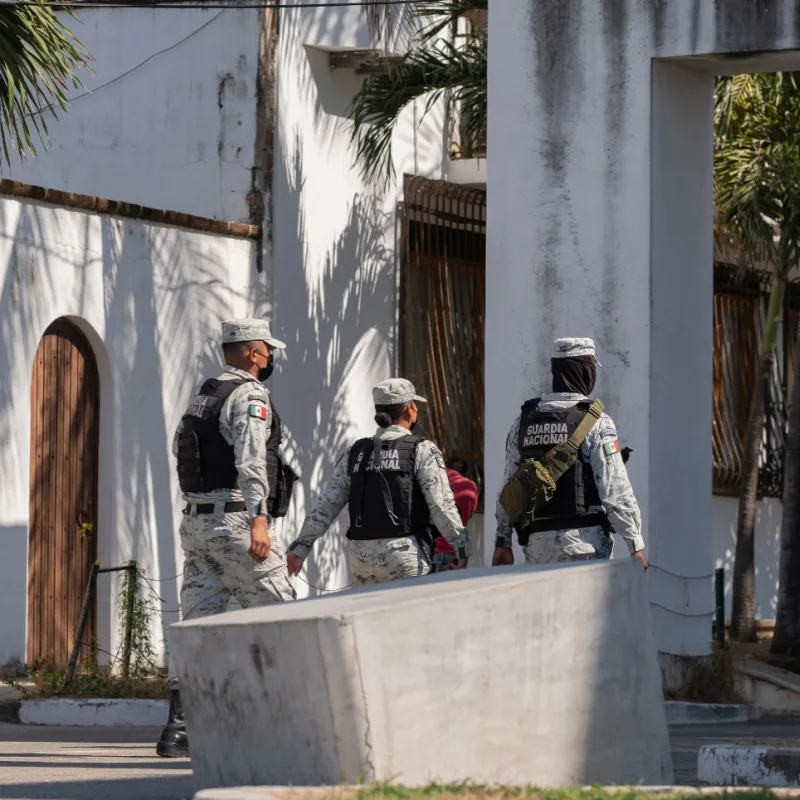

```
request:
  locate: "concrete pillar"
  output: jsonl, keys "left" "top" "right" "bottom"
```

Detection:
{"left": 486, "top": 0, "right": 800, "bottom": 656}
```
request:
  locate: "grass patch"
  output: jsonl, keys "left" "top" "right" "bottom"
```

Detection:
{"left": 313, "top": 786, "right": 794, "bottom": 800}
{"left": 23, "top": 665, "right": 168, "bottom": 700}
{"left": 1, "top": 663, "right": 169, "bottom": 700}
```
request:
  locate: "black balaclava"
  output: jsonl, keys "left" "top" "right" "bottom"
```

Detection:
{"left": 551, "top": 355, "right": 596, "bottom": 397}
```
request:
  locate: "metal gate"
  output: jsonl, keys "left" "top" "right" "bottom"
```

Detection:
{"left": 401, "top": 175, "right": 486, "bottom": 503}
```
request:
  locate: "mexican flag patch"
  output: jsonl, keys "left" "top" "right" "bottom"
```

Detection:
{"left": 603, "top": 441, "right": 621, "bottom": 457}
{"left": 248, "top": 404, "right": 268, "bottom": 420}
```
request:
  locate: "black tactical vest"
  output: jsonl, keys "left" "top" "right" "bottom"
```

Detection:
{"left": 176, "top": 378, "right": 286, "bottom": 513}
{"left": 346, "top": 435, "right": 436, "bottom": 547}
{"left": 517, "top": 399, "right": 605, "bottom": 536}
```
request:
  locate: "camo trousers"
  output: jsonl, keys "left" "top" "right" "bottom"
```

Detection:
{"left": 522, "top": 525, "right": 614, "bottom": 565}
{"left": 348, "top": 536, "right": 431, "bottom": 587}
{"left": 168, "top": 507, "right": 296, "bottom": 686}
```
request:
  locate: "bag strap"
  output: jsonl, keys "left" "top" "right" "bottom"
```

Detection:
{"left": 538, "top": 399, "right": 604, "bottom": 483}
{"left": 566, "top": 399, "right": 604, "bottom": 452}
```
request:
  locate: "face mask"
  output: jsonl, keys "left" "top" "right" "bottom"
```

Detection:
{"left": 258, "top": 353, "right": 274, "bottom": 383}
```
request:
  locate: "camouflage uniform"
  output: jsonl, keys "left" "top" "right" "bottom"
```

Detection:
{"left": 289, "top": 380, "right": 471, "bottom": 587}
{"left": 495, "top": 338, "right": 644, "bottom": 564}
{"left": 169, "top": 329, "right": 295, "bottom": 685}
{"left": 173, "top": 367, "right": 295, "bottom": 631}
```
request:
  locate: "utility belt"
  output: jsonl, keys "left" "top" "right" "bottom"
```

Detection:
{"left": 516, "top": 512, "right": 611, "bottom": 547}
{"left": 183, "top": 500, "right": 247, "bottom": 516}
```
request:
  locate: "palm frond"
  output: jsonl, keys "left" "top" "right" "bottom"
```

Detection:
{"left": 714, "top": 72, "right": 800, "bottom": 276}
{"left": 0, "top": 1, "right": 91, "bottom": 167}
{"left": 415, "top": 0, "right": 487, "bottom": 44}
{"left": 349, "top": 17, "right": 486, "bottom": 186}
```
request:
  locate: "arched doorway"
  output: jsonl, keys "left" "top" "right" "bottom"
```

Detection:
{"left": 27, "top": 319, "right": 100, "bottom": 667}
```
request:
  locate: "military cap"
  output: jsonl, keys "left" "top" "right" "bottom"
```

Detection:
{"left": 221, "top": 318, "right": 286, "bottom": 350}
{"left": 552, "top": 337, "right": 601, "bottom": 366}
{"left": 372, "top": 378, "right": 427, "bottom": 406}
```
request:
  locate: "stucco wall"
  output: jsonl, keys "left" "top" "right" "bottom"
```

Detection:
{"left": 2, "top": 7, "right": 260, "bottom": 222}
{"left": 488, "top": 0, "right": 800, "bottom": 656}
{"left": 269, "top": 3, "right": 447, "bottom": 597}
{"left": 0, "top": 195, "right": 257, "bottom": 666}
{"left": 714, "top": 496, "right": 781, "bottom": 621}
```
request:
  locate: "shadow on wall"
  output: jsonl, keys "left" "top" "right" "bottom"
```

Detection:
{"left": 0, "top": 203, "right": 99, "bottom": 664}
{"left": 714, "top": 495, "right": 780, "bottom": 620}
{"left": 99, "top": 215, "right": 258, "bottom": 659}
{"left": 269, "top": 4, "right": 446, "bottom": 595}
{"left": 0, "top": 526, "right": 29, "bottom": 664}
{"left": 273, "top": 136, "right": 394, "bottom": 596}
{"left": 0, "top": 193, "right": 260, "bottom": 665}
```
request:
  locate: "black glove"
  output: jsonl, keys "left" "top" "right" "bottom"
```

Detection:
{"left": 621, "top": 447, "right": 632, "bottom": 465}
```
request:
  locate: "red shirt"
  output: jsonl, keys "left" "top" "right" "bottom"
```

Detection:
{"left": 434, "top": 469, "right": 479, "bottom": 554}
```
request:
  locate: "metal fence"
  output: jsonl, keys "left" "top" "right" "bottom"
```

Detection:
{"left": 713, "top": 263, "right": 800, "bottom": 499}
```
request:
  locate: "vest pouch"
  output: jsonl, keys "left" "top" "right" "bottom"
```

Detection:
{"left": 268, "top": 458, "right": 297, "bottom": 519}
{"left": 177, "top": 426, "right": 206, "bottom": 494}
{"left": 499, "top": 459, "right": 557, "bottom": 525}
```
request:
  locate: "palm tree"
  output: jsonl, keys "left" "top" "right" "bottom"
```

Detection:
{"left": 715, "top": 72, "right": 800, "bottom": 642}
{"left": 0, "top": 1, "right": 89, "bottom": 166}
{"left": 350, "top": 0, "right": 487, "bottom": 185}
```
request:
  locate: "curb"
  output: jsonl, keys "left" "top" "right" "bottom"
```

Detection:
{"left": 698, "top": 745, "right": 800, "bottom": 787}
{"left": 666, "top": 701, "right": 759, "bottom": 725}
{"left": 0, "top": 698, "right": 167, "bottom": 726}
{"left": 193, "top": 788, "right": 800, "bottom": 800}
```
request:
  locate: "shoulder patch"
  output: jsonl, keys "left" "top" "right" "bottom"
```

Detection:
{"left": 602, "top": 441, "right": 621, "bottom": 458}
{"left": 248, "top": 404, "right": 268, "bottom": 420}
{"left": 599, "top": 427, "right": 618, "bottom": 440}
{"left": 434, "top": 455, "right": 445, "bottom": 469}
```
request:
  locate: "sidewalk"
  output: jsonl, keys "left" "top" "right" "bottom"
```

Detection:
{"left": 4, "top": 717, "right": 800, "bottom": 799}
{"left": 0, "top": 723, "right": 193, "bottom": 799}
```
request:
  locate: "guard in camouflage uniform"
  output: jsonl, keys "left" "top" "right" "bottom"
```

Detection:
{"left": 286, "top": 379, "right": 471, "bottom": 586}
{"left": 157, "top": 318, "right": 296, "bottom": 759}
{"left": 492, "top": 338, "right": 647, "bottom": 569}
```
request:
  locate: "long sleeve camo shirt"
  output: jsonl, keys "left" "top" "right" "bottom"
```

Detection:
{"left": 289, "top": 426, "right": 472, "bottom": 561}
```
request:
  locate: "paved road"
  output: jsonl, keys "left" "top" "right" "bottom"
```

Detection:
{"left": 3, "top": 716, "right": 800, "bottom": 798}
{"left": 0, "top": 724, "right": 193, "bottom": 800}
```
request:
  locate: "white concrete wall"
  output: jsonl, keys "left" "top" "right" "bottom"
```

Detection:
{"left": 714, "top": 496, "right": 781, "bottom": 621}
{"left": 0, "top": 195, "right": 257, "bottom": 666}
{"left": 270, "top": 2, "right": 447, "bottom": 598}
{"left": 3, "top": 7, "right": 260, "bottom": 222}
{"left": 0, "top": 0, "right": 451, "bottom": 655}
{"left": 489, "top": 0, "right": 800, "bottom": 658}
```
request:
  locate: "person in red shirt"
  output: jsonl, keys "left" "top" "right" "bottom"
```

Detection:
{"left": 433, "top": 458, "right": 478, "bottom": 571}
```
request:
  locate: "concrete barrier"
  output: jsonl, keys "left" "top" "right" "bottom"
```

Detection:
{"left": 172, "top": 559, "right": 672, "bottom": 791}
{"left": 698, "top": 745, "right": 800, "bottom": 787}
{"left": 665, "top": 702, "right": 753, "bottom": 725}
{"left": 13, "top": 698, "right": 167, "bottom": 726}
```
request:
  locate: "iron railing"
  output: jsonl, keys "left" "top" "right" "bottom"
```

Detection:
{"left": 713, "top": 263, "right": 800, "bottom": 499}
{"left": 402, "top": 175, "right": 486, "bottom": 509}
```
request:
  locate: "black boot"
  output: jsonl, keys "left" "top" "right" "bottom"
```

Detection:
{"left": 156, "top": 689, "right": 189, "bottom": 758}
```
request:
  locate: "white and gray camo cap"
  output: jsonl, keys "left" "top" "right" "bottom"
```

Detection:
{"left": 372, "top": 378, "right": 427, "bottom": 406}
{"left": 221, "top": 318, "right": 286, "bottom": 350}
{"left": 552, "top": 337, "right": 601, "bottom": 366}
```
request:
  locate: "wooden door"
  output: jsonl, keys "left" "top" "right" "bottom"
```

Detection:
{"left": 28, "top": 319, "right": 100, "bottom": 667}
